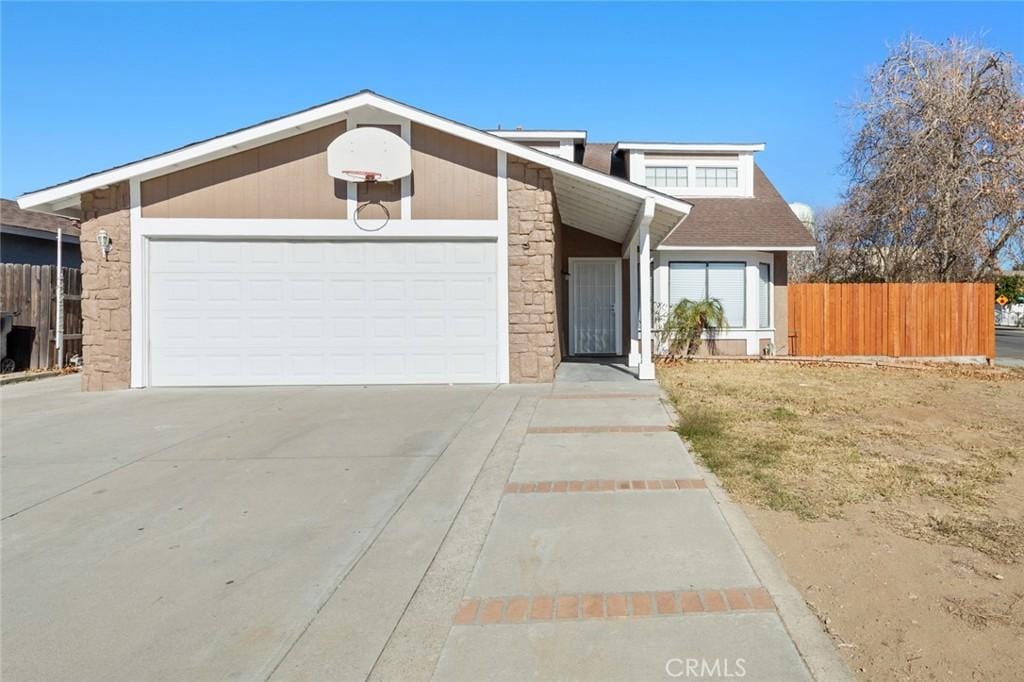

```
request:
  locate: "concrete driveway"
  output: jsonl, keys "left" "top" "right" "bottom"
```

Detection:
{"left": 2, "top": 368, "right": 844, "bottom": 681}
{"left": 1, "top": 376, "right": 513, "bottom": 681}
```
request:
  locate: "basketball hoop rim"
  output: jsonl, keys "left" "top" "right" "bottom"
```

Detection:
{"left": 341, "top": 169, "right": 383, "bottom": 182}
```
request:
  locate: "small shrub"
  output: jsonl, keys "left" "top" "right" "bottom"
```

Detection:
{"left": 658, "top": 299, "right": 728, "bottom": 356}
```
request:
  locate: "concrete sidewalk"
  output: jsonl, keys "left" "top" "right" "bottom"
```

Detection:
{"left": 420, "top": 362, "right": 838, "bottom": 681}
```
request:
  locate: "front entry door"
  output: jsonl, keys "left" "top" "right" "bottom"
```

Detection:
{"left": 570, "top": 258, "right": 621, "bottom": 355}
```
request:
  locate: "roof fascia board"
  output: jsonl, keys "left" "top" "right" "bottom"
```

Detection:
{"left": 613, "top": 142, "right": 766, "bottom": 154}
{"left": 361, "top": 96, "right": 691, "bottom": 214}
{"left": 17, "top": 91, "right": 378, "bottom": 209}
{"left": 20, "top": 91, "right": 691, "bottom": 217}
{"left": 656, "top": 245, "right": 816, "bottom": 252}
{"left": 0, "top": 224, "right": 80, "bottom": 242}
{"left": 490, "top": 130, "right": 587, "bottom": 141}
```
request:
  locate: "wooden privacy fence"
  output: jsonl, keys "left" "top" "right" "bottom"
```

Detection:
{"left": 788, "top": 283, "right": 995, "bottom": 359}
{"left": 1, "top": 264, "right": 82, "bottom": 370}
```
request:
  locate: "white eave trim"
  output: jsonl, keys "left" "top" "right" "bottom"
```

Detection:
{"left": 613, "top": 142, "right": 766, "bottom": 154}
{"left": 656, "top": 245, "right": 816, "bottom": 252}
{"left": 18, "top": 91, "right": 689, "bottom": 218}
{"left": 490, "top": 130, "right": 587, "bottom": 141}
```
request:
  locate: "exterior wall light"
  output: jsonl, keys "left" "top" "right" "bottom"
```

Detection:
{"left": 96, "top": 230, "right": 112, "bottom": 260}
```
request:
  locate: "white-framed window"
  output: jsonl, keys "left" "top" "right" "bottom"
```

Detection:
{"left": 668, "top": 261, "right": 746, "bottom": 328}
{"left": 695, "top": 166, "right": 738, "bottom": 188}
{"left": 645, "top": 166, "right": 688, "bottom": 189}
{"left": 758, "top": 263, "right": 771, "bottom": 328}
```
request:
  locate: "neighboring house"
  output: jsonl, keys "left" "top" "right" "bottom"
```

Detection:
{"left": 16, "top": 90, "right": 814, "bottom": 391}
{"left": 1, "top": 198, "right": 81, "bottom": 267}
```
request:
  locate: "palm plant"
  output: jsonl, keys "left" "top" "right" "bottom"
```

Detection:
{"left": 660, "top": 298, "right": 728, "bottom": 356}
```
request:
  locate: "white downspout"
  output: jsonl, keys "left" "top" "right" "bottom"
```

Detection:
{"left": 56, "top": 227, "right": 64, "bottom": 368}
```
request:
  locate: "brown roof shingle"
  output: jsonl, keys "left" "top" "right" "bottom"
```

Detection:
{"left": 1, "top": 199, "right": 80, "bottom": 237}
{"left": 577, "top": 144, "right": 814, "bottom": 249}
{"left": 660, "top": 166, "right": 814, "bottom": 248}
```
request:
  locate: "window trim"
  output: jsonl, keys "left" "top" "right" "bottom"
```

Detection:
{"left": 758, "top": 262, "right": 771, "bottom": 329}
{"left": 668, "top": 260, "right": 747, "bottom": 328}
{"left": 644, "top": 165, "right": 689, "bottom": 189}
{"left": 695, "top": 166, "right": 739, "bottom": 189}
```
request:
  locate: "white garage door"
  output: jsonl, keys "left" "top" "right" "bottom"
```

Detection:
{"left": 148, "top": 240, "right": 499, "bottom": 386}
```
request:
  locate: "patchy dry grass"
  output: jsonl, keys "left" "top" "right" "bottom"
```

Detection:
{"left": 665, "top": 361, "right": 1024, "bottom": 679}
{"left": 660, "top": 361, "right": 1024, "bottom": 551}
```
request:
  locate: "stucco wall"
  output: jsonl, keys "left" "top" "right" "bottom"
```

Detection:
{"left": 507, "top": 157, "right": 558, "bottom": 383}
{"left": 79, "top": 182, "right": 131, "bottom": 391}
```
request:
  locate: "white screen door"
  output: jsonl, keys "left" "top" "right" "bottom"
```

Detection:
{"left": 570, "top": 258, "right": 621, "bottom": 355}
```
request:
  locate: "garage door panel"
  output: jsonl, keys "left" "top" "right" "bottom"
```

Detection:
{"left": 148, "top": 240, "right": 499, "bottom": 386}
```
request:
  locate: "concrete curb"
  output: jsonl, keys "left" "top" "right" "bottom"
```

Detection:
{"left": 657, "top": 389, "right": 853, "bottom": 682}
{"left": 0, "top": 369, "right": 68, "bottom": 386}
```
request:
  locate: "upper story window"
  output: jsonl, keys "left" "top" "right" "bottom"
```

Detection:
{"left": 645, "top": 166, "right": 688, "bottom": 189}
{"left": 696, "top": 167, "right": 738, "bottom": 188}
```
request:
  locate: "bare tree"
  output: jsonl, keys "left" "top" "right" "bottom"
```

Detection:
{"left": 824, "top": 37, "right": 1024, "bottom": 282}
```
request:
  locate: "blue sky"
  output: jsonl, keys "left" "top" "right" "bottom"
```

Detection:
{"left": 2, "top": 2, "right": 1022, "bottom": 209}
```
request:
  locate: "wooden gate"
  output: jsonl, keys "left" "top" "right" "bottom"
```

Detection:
{"left": 1, "top": 264, "right": 82, "bottom": 369}
{"left": 788, "top": 283, "right": 995, "bottom": 359}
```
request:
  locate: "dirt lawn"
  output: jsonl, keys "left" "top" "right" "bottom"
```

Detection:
{"left": 659, "top": 361, "right": 1024, "bottom": 680}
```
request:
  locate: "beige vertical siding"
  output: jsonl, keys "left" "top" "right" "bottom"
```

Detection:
{"left": 141, "top": 120, "right": 500, "bottom": 221}
{"left": 411, "top": 123, "right": 497, "bottom": 220}
{"left": 355, "top": 124, "right": 402, "bottom": 220}
{"left": 141, "top": 121, "right": 348, "bottom": 219}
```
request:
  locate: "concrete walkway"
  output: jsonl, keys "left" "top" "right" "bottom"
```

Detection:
{"left": 425, "top": 362, "right": 819, "bottom": 680}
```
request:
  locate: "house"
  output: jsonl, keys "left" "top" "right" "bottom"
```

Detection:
{"left": 1, "top": 198, "right": 81, "bottom": 267}
{"left": 16, "top": 90, "right": 814, "bottom": 390}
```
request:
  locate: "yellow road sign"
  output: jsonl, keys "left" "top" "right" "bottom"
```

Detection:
{"left": 996, "top": 295, "right": 1009, "bottom": 305}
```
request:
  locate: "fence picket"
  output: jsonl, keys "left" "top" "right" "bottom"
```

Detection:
{"left": 789, "top": 282, "right": 995, "bottom": 360}
{"left": 1, "top": 264, "right": 83, "bottom": 369}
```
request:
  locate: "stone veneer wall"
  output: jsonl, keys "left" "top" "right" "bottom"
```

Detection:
{"left": 79, "top": 182, "right": 132, "bottom": 391}
{"left": 507, "top": 157, "right": 560, "bottom": 382}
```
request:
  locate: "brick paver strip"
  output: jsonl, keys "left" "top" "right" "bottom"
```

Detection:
{"left": 582, "top": 594, "right": 605, "bottom": 619}
{"left": 556, "top": 595, "right": 579, "bottom": 620}
{"left": 679, "top": 591, "right": 703, "bottom": 613}
{"left": 655, "top": 592, "right": 678, "bottom": 614}
{"left": 504, "top": 479, "right": 706, "bottom": 494}
{"left": 631, "top": 593, "right": 653, "bottom": 618}
{"left": 724, "top": 588, "right": 752, "bottom": 610}
{"left": 606, "top": 594, "right": 629, "bottom": 618}
{"left": 527, "top": 425, "right": 672, "bottom": 434}
{"left": 701, "top": 590, "right": 728, "bottom": 612}
{"left": 530, "top": 596, "right": 553, "bottom": 620}
{"left": 453, "top": 588, "right": 774, "bottom": 625}
{"left": 748, "top": 587, "right": 773, "bottom": 609}
{"left": 479, "top": 599, "right": 504, "bottom": 624}
{"left": 505, "top": 597, "right": 530, "bottom": 623}
{"left": 453, "top": 599, "right": 480, "bottom": 625}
